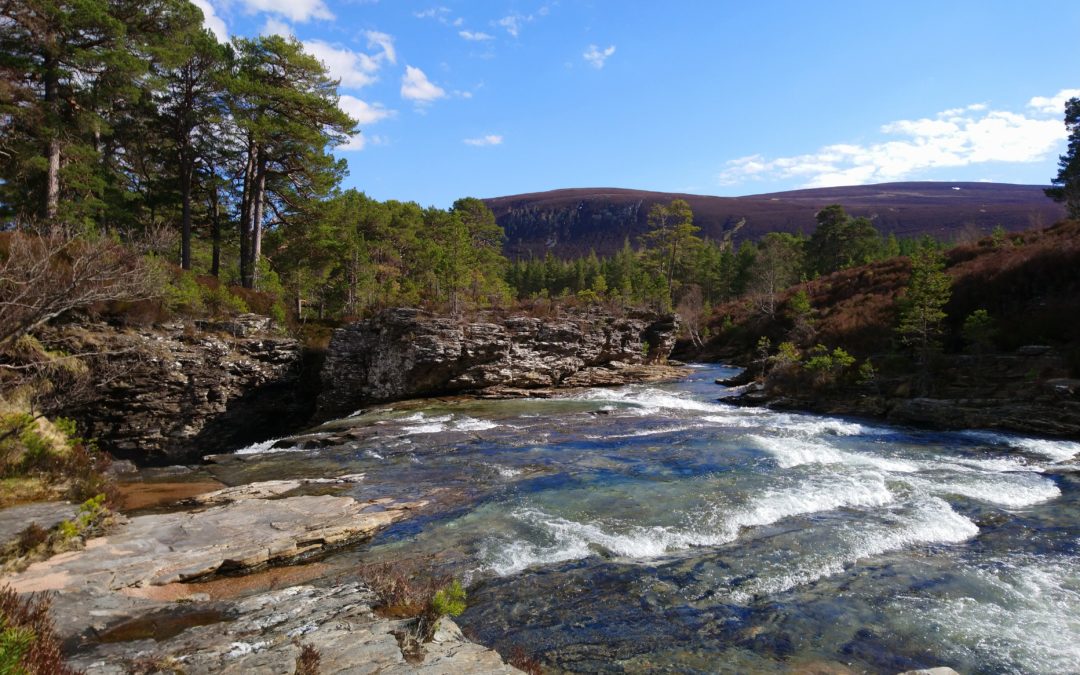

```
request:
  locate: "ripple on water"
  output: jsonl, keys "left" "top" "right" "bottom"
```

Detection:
{"left": 890, "top": 553, "right": 1080, "bottom": 674}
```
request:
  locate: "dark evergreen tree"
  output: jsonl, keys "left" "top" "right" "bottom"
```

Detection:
{"left": 1045, "top": 97, "right": 1080, "bottom": 218}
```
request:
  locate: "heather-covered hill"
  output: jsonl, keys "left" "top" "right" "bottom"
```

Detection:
{"left": 485, "top": 182, "right": 1066, "bottom": 259}
{"left": 698, "top": 219, "right": 1080, "bottom": 437}
{"left": 700, "top": 219, "right": 1080, "bottom": 362}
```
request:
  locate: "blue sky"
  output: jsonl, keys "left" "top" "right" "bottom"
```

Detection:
{"left": 193, "top": 1, "right": 1080, "bottom": 208}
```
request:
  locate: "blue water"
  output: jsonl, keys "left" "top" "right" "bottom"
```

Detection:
{"left": 231, "top": 364, "right": 1080, "bottom": 673}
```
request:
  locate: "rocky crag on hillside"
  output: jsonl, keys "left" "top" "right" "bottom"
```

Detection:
{"left": 317, "top": 308, "right": 682, "bottom": 420}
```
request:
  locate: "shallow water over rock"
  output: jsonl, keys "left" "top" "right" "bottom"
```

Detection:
{"left": 227, "top": 364, "right": 1080, "bottom": 674}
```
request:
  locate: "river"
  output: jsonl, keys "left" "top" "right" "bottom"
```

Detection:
{"left": 222, "top": 364, "right": 1080, "bottom": 673}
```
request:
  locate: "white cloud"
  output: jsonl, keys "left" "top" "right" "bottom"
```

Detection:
{"left": 303, "top": 38, "right": 395, "bottom": 89}
{"left": 414, "top": 7, "right": 450, "bottom": 20}
{"left": 365, "top": 31, "right": 396, "bottom": 65}
{"left": 583, "top": 44, "right": 616, "bottom": 69}
{"left": 401, "top": 66, "right": 446, "bottom": 103}
{"left": 463, "top": 134, "right": 503, "bottom": 146}
{"left": 239, "top": 0, "right": 333, "bottom": 22}
{"left": 497, "top": 14, "right": 525, "bottom": 37}
{"left": 717, "top": 95, "right": 1069, "bottom": 188}
{"left": 191, "top": 0, "right": 228, "bottom": 42}
{"left": 260, "top": 16, "right": 292, "bottom": 36}
{"left": 459, "top": 30, "right": 494, "bottom": 41}
{"left": 339, "top": 134, "right": 367, "bottom": 151}
{"left": 1028, "top": 88, "right": 1080, "bottom": 114}
{"left": 338, "top": 95, "right": 395, "bottom": 125}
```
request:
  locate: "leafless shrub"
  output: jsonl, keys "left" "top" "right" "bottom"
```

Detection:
{"left": 294, "top": 642, "right": 321, "bottom": 675}
{"left": 506, "top": 645, "right": 545, "bottom": 674}
{"left": 0, "top": 584, "right": 81, "bottom": 674}
{"left": 0, "top": 227, "right": 161, "bottom": 349}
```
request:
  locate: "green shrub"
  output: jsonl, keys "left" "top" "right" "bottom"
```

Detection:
{"left": 164, "top": 271, "right": 205, "bottom": 315}
{"left": 202, "top": 284, "right": 249, "bottom": 317}
{"left": 430, "top": 580, "right": 466, "bottom": 618}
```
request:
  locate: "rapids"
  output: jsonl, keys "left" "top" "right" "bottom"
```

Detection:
{"left": 225, "top": 364, "right": 1080, "bottom": 673}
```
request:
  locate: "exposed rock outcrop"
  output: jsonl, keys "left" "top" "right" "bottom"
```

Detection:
{"left": 52, "top": 315, "right": 314, "bottom": 464}
{"left": 1, "top": 486, "right": 518, "bottom": 673}
{"left": 7, "top": 493, "right": 425, "bottom": 597}
{"left": 68, "top": 583, "right": 520, "bottom": 674}
{"left": 726, "top": 349, "right": 1080, "bottom": 439}
{"left": 317, "top": 308, "right": 681, "bottom": 419}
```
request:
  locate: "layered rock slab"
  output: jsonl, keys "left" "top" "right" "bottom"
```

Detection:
{"left": 318, "top": 308, "right": 680, "bottom": 419}
{"left": 7, "top": 494, "right": 421, "bottom": 596}
{"left": 69, "top": 583, "right": 520, "bottom": 674}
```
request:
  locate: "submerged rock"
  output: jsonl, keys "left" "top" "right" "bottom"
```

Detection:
{"left": 317, "top": 308, "right": 681, "bottom": 419}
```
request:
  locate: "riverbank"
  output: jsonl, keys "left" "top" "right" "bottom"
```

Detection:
{"left": 718, "top": 348, "right": 1080, "bottom": 440}
{"left": 2, "top": 474, "right": 523, "bottom": 673}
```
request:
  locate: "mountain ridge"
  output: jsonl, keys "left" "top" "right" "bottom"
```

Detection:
{"left": 483, "top": 182, "right": 1066, "bottom": 258}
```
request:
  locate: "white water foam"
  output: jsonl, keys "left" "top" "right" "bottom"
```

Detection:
{"left": 483, "top": 462, "right": 522, "bottom": 478}
{"left": 891, "top": 554, "right": 1080, "bottom": 674}
{"left": 455, "top": 417, "right": 500, "bottom": 432}
{"left": 234, "top": 437, "right": 306, "bottom": 455}
{"left": 566, "top": 387, "right": 731, "bottom": 415}
{"left": 483, "top": 508, "right": 731, "bottom": 575}
{"left": 728, "top": 496, "right": 978, "bottom": 603}
{"left": 902, "top": 473, "right": 1061, "bottom": 508}
{"left": 961, "top": 430, "right": 1080, "bottom": 462}
{"left": 748, "top": 434, "right": 920, "bottom": 473}
{"left": 726, "top": 470, "right": 895, "bottom": 533}
{"left": 584, "top": 424, "right": 701, "bottom": 440}
{"left": 932, "top": 454, "right": 1045, "bottom": 474}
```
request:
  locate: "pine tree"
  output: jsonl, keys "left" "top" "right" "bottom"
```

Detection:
{"left": 897, "top": 242, "right": 952, "bottom": 391}
{"left": 1045, "top": 97, "right": 1080, "bottom": 218}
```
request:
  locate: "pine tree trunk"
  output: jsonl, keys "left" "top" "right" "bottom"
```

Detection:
{"left": 250, "top": 162, "right": 266, "bottom": 288}
{"left": 239, "top": 140, "right": 256, "bottom": 287}
{"left": 180, "top": 152, "right": 192, "bottom": 270}
{"left": 209, "top": 183, "right": 221, "bottom": 277}
{"left": 43, "top": 50, "right": 60, "bottom": 222}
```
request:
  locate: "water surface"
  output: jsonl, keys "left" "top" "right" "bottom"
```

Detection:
{"left": 228, "top": 364, "right": 1080, "bottom": 673}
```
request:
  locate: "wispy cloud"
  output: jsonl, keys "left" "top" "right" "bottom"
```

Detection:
{"left": 401, "top": 66, "right": 446, "bottom": 103}
{"left": 301, "top": 32, "right": 395, "bottom": 90}
{"left": 414, "top": 7, "right": 450, "bottom": 20}
{"left": 459, "top": 30, "right": 494, "bottom": 41}
{"left": 463, "top": 134, "right": 503, "bottom": 146}
{"left": 496, "top": 6, "right": 551, "bottom": 38}
{"left": 191, "top": 0, "right": 228, "bottom": 42}
{"left": 1028, "top": 88, "right": 1080, "bottom": 114}
{"left": 716, "top": 92, "right": 1073, "bottom": 188}
{"left": 583, "top": 44, "right": 616, "bottom": 69}
{"left": 260, "top": 16, "right": 292, "bottom": 36}
{"left": 337, "top": 96, "right": 395, "bottom": 152}
{"left": 365, "top": 31, "right": 396, "bottom": 65}
{"left": 303, "top": 40, "right": 381, "bottom": 88}
{"left": 338, "top": 96, "right": 395, "bottom": 125}
{"left": 238, "top": 0, "right": 333, "bottom": 22}
{"left": 414, "top": 6, "right": 463, "bottom": 26}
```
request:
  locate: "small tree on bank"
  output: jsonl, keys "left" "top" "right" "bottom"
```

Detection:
{"left": 896, "top": 241, "right": 952, "bottom": 392}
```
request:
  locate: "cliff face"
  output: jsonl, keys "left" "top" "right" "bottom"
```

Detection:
{"left": 55, "top": 315, "right": 315, "bottom": 464}
{"left": 317, "top": 308, "right": 680, "bottom": 420}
